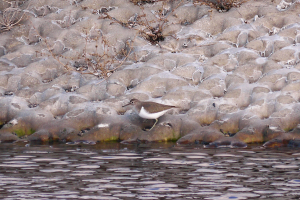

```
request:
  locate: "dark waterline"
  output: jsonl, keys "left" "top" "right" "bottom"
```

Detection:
{"left": 0, "top": 142, "right": 300, "bottom": 200}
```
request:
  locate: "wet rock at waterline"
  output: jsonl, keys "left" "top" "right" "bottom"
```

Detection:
{"left": 0, "top": 131, "right": 19, "bottom": 143}
{"left": 263, "top": 125, "right": 300, "bottom": 148}
{"left": 205, "top": 137, "right": 247, "bottom": 148}
{"left": 1, "top": 0, "right": 300, "bottom": 148}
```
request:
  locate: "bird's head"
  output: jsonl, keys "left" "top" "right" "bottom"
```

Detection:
{"left": 122, "top": 99, "right": 140, "bottom": 107}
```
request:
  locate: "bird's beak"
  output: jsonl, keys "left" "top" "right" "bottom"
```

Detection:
{"left": 122, "top": 102, "right": 131, "bottom": 107}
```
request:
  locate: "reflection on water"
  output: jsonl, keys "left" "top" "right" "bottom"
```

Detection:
{"left": 0, "top": 142, "right": 300, "bottom": 199}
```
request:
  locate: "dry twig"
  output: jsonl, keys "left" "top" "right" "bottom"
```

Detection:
{"left": 0, "top": 0, "right": 27, "bottom": 32}
{"left": 31, "top": 21, "right": 132, "bottom": 78}
{"left": 101, "top": 0, "right": 185, "bottom": 45}
{"left": 193, "top": 0, "right": 248, "bottom": 11}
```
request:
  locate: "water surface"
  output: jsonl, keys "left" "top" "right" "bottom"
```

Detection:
{"left": 0, "top": 142, "right": 300, "bottom": 199}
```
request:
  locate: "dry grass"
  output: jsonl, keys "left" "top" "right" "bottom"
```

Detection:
{"left": 194, "top": 0, "right": 248, "bottom": 11}
{"left": 102, "top": 0, "right": 185, "bottom": 45}
{"left": 130, "top": 0, "right": 156, "bottom": 4}
{"left": 129, "top": 0, "right": 177, "bottom": 5}
{"left": 31, "top": 22, "right": 133, "bottom": 78}
{"left": 0, "top": 0, "right": 28, "bottom": 32}
{"left": 72, "top": 31, "right": 133, "bottom": 78}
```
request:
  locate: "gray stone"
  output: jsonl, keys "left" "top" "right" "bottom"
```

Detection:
{"left": 0, "top": 131, "right": 19, "bottom": 142}
{"left": 177, "top": 126, "right": 224, "bottom": 145}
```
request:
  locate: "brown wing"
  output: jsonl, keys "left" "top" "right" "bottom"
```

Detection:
{"left": 142, "top": 102, "right": 177, "bottom": 113}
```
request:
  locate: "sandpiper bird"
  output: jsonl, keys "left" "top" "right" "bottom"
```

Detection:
{"left": 123, "top": 99, "right": 177, "bottom": 131}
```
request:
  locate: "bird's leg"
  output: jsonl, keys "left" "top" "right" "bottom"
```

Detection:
{"left": 148, "top": 118, "right": 158, "bottom": 131}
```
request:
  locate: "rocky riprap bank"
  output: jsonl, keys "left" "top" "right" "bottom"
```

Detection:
{"left": 0, "top": 0, "right": 300, "bottom": 148}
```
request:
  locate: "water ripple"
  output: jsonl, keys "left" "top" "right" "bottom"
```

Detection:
{"left": 91, "top": 156, "right": 143, "bottom": 160}
{"left": 196, "top": 168, "right": 227, "bottom": 173}
{"left": 0, "top": 143, "right": 300, "bottom": 199}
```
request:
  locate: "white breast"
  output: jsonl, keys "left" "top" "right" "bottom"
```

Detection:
{"left": 138, "top": 106, "right": 169, "bottom": 119}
